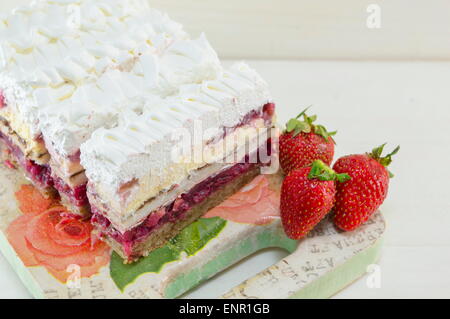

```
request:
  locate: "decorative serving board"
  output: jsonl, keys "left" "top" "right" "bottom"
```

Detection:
{"left": 0, "top": 165, "right": 385, "bottom": 299}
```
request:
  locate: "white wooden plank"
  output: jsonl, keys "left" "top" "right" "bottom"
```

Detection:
{"left": 0, "top": 0, "right": 448, "bottom": 59}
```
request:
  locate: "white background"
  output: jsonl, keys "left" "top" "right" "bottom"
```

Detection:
{"left": 0, "top": 1, "right": 449, "bottom": 299}
{"left": 2, "top": 0, "right": 450, "bottom": 59}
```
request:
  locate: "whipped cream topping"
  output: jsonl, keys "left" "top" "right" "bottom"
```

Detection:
{"left": 80, "top": 62, "right": 272, "bottom": 194}
{"left": 38, "top": 33, "right": 222, "bottom": 157}
{"left": 0, "top": 0, "right": 187, "bottom": 137}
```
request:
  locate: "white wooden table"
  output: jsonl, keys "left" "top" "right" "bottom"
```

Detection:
{"left": 2, "top": 0, "right": 450, "bottom": 59}
{"left": 0, "top": 60, "right": 448, "bottom": 298}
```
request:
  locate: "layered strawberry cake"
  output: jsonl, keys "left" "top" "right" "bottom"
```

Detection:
{"left": 81, "top": 63, "right": 274, "bottom": 261}
{"left": 0, "top": 0, "right": 275, "bottom": 262}
{"left": 0, "top": 0, "right": 221, "bottom": 215}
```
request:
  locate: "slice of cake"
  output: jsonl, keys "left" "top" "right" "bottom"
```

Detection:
{"left": 0, "top": 0, "right": 186, "bottom": 197}
{"left": 0, "top": 0, "right": 220, "bottom": 214}
{"left": 81, "top": 63, "right": 275, "bottom": 262}
{"left": 36, "top": 34, "right": 221, "bottom": 215}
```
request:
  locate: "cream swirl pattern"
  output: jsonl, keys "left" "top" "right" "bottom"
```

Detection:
{"left": 38, "top": 34, "right": 222, "bottom": 157}
{"left": 0, "top": 0, "right": 186, "bottom": 138}
{"left": 81, "top": 62, "right": 270, "bottom": 192}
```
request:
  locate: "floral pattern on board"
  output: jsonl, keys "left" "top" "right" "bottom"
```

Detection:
{"left": 7, "top": 185, "right": 110, "bottom": 283}
{"left": 204, "top": 175, "right": 280, "bottom": 225}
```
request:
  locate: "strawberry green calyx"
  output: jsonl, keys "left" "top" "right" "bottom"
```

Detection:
{"left": 285, "top": 107, "right": 337, "bottom": 142}
{"left": 369, "top": 144, "right": 400, "bottom": 177}
{"left": 308, "top": 160, "right": 350, "bottom": 182}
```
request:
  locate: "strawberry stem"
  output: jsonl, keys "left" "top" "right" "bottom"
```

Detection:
{"left": 308, "top": 160, "right": 351, "bottom": 182}
{"left": 294, "top": 106, "right": 312, "bottom": 119}
{"left": 285, "top": 107, "right": 336, "bottom": 142}
{"left": 369, "top": 144, "right": 400, "bottom": 167}
{"left": 369, "top": 144, "right": 400, "bottom": 178}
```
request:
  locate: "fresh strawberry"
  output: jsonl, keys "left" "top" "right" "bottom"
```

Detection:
{"left": 279, "top": 107, "right": 336, "bottom": 174}
{"left": 280, "top": 160, "right": 350, "bottom": 239}
{"left": 333, "top": 144, "right": 400, "bottom": 231}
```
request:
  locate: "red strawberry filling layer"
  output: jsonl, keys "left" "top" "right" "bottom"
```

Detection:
{"left": 0, "top": 132, "right": 88, "bottom": 208}
{"left": 53, "top": 176, "right": 89, "bottom": 208}
{"left": 92, "top": 140, "right": 272, "bottom": 258}
{"left": 76, "top": 103, "right": 274, "bottom": 214}
{"left": 0, "top": 132, "right": 53, "bottom": 189}
{"left": 0, "top": 103, "right": 275, "bottom": 217}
